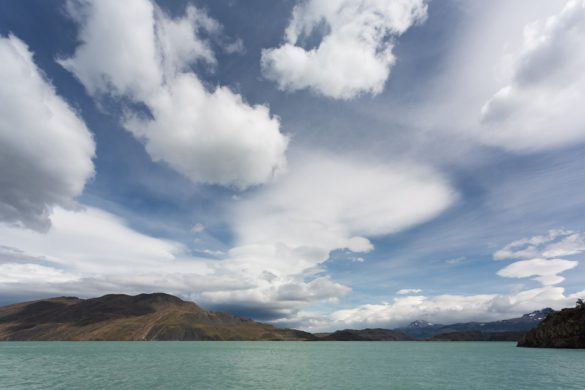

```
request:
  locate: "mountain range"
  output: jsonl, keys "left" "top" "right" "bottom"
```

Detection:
{"left": 0, "top": 293, "right": 555, "bottom": 342}
{"left": 396, "top": 308, "right": 554, "bottom": 340}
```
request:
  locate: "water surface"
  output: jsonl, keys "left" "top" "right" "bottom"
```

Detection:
{"left": 1, "top": 341, "right": 583, "bottom": 389}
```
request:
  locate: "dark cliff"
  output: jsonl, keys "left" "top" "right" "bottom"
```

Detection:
{"left": 518, "top": 302, "right": 585, "bottom": 348}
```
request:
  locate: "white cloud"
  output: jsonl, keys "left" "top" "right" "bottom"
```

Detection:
{"left": 311, "top": 229, "right": 584, "bottom": 331}
{"left": 328, "top": 286, "right": 584, "bottom": 330}
{"left": 0, "top": 154, "right": 455, "bottom": 322}
{"left": 124, "top": 74, "right": 288, "bottom": 189}
{"left": 230, "top": 154, "right": 455, "bottom": 277}
{"left": 0, "top": 263, "right": 79, "bottom": 284}
{"left": 397, "top": 288, "right": 422, "bottom": 295}
{"left": 493, "top": 229, "right": 584, "bottom": 260}
{"left": 0, "top": 206, "right": 186, "bottom": 275}
{"left": 199, "top": 154, "right": 454, "bottom": 317}
{"left": 480, "top": 0, "right": 585, "bottom": 151}
{"left": 58, "top": 0, "right": 162, "bottom": 98}
{"left": 0, "top": 35, "right": 95, "bottom": 231}
{"left": 261, "top": 0, "right": 427, "bottom": 99}
{"left": 0, "top": 206, "right": 257, "bottom": 298}
{"left": 60, "top": 0, "right": 288, "bottom": 189}
{"left": 497, "top": 258, "right": 578, "bottom": 285}
{"left": 494, "top": 230, "right": 582, "bottom": 286}
{"left": 542, "top": 232, "right": 585, "bottom": 258}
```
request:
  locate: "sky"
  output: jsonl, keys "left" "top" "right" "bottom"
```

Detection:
{"left": 1, "top": 0, "right": 585, "bottom": 331}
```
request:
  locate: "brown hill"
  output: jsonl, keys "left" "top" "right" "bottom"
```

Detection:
{"left": 518, "top": 302, "right": 585, "bottom": 348}
{"left": 0, "top": 293, "right": 314, "bottom": 341}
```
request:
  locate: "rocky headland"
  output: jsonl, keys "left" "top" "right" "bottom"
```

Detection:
{"left": 518, "top": 301, "right": 585, "bottom": 348}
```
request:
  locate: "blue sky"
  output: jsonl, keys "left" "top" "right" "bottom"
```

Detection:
{"left": 1, "top": 0, "right": 585, "bottom": 331}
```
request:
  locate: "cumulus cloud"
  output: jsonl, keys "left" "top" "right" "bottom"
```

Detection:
{"left": 261, "top": 0, "right": 428, "bottom": 99}
{"left": 124, "top": 74, "right": 287, "bottom": 188}
{"left": 480, "top": 0, "right": 585, "bottom": 151}
{"left": 60, "top": 0, "right": 287, "bottom": 189}
{"left": 0, "top": 35, "right": 95, "bottom": 231}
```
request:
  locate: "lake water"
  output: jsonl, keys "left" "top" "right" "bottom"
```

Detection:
{"left": 1, "top": 341, "right": 584, "bottom": 389}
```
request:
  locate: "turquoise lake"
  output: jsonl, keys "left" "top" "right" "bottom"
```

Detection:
{"left": 1, "top": 341, "right": 584, "bottom": 389}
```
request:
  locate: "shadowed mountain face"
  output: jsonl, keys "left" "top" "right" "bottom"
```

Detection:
{"left": 318, "top": 328, "right": 413, "bottom": 341}
{"left": 518, "top": 304, "right": 585, "bottom": 348}
{"left": 0, "top": 293, "right": 315, "bottom": 341}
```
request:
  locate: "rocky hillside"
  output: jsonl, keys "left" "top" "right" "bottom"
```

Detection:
{"left": 518, "top": 302, "right": 585, "bottom": 348}
{"left": 0, "top": 293, "right": 314, "bottom": 341}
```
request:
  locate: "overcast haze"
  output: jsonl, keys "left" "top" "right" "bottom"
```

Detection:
{"left": 1, "top": 0, "right": 585, "bottom": 331}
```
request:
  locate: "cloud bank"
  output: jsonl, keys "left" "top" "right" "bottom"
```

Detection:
{"left": 327, "top": 286, "right": 584, "bottom": 330}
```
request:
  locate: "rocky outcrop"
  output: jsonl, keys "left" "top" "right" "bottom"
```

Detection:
{"left": 518, "top": 304, "right": 585, "bottom": 348}
{"left": 0, "top": 293, "right": 315, "bottom": 341}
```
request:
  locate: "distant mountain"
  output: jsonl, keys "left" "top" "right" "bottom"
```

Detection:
{"left": 407, "top": 320, "right": 440, "bottom": 328}
{"left": 429, "top": 331, "right": 525, "bottom": 342}
{"left": 317, "top": 328, "right": 413, "bottom": 341}
{"left": 399, "top": 309, "right": 554, "bottom": 340}
{"left": 0, "top": 293, "right": 314, "bottom": 341}
{"left": 518, "top": 303, "right": 585, "bottom": 348}
{"left": 398, "top": 320, "right": 445, "bottom": 339}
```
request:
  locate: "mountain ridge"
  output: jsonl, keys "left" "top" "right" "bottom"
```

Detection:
{"left": 397, "top": 308, "right": 554, "bottom": 340}
{"left": 0, "top": 293, "right": 314, "bottom": 341}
